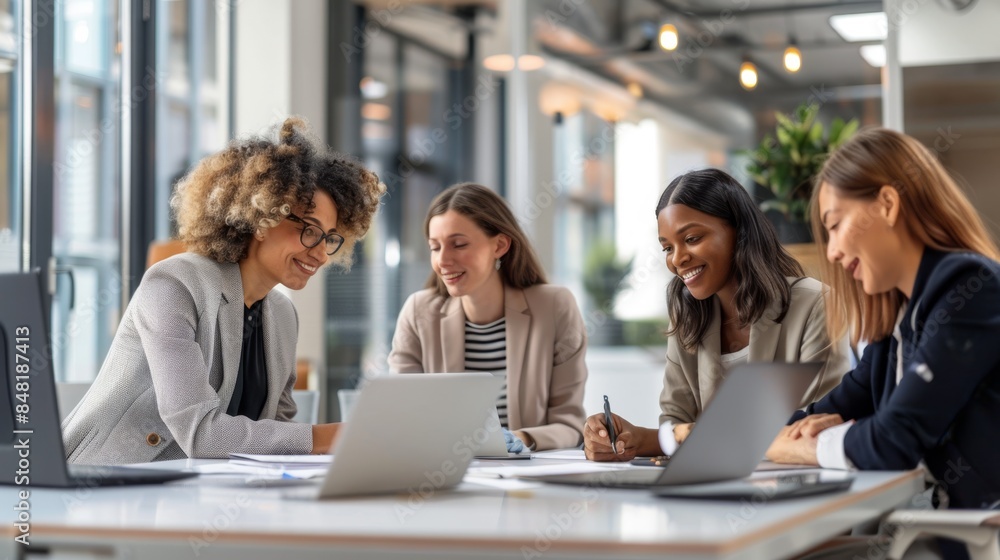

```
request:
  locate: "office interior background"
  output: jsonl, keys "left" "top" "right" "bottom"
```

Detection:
{"left": 2, "top": 0, "right": 998, "bottom": 424}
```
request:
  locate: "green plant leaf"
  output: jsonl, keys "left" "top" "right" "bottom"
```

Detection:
{"left": 832, "top": 119, "right": 859, "bottom": 149}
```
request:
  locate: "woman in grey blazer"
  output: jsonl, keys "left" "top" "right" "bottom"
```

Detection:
{"left": 584, "top": 169, "right": 851, "bottom": 461}
{"left": 62, "top": 118, "right": 384, "bottom": 464}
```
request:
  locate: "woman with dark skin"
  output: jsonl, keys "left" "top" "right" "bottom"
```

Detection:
{"left": 585, "top": 169, "right": 849, "bottom": 461}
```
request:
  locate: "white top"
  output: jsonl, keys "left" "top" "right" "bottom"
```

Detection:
{"left": 720, "top": 345, "right": 750, "bottom": 372}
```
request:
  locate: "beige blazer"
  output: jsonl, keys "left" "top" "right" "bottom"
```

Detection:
{"left": 659, "top": 277, "right": 851, "bottom": 425}
{"left": 62, "top": 253, "right": 312, "bottom": 464}
{"left": 388, "top": 284, "right": 587, "bottom": 450}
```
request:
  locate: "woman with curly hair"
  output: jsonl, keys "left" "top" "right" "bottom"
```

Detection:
{"left": 62, "top": 118, "right": 384, "bottom": 464}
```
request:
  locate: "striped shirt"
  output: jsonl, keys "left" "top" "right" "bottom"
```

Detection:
{"left": 464, "top": 317, "right": 508, "bottom": 429}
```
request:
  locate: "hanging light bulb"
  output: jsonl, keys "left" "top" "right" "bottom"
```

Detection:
{"left": 739, "top": 59, "right": 758, "bottom": 90}
{"left": 658, "top": 23, "right": 679, "bottom": 51}
{"left": 783, "top": 39, "right": 802, "bottom": 73}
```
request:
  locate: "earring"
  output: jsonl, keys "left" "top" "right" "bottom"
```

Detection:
{"left": 495, "top": 258, "right": 502, "bottom": 271}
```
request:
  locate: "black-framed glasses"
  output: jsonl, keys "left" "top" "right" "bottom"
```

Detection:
{"left": 286, "top": 214, "right": 345, "bottom": 256}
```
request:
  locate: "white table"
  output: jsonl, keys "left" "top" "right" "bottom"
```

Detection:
{"left": 3, "top": 459, "right": 922, "bottom": 560}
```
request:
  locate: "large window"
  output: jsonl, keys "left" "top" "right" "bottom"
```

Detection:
{"left": 46, "top": 0, "right": 231, "bottom": 381}
{"left": 154, "top": 0, "right": 230, "bottom": 239}
{"left": 0, "top": 0, "right": 19, "bottom": 272}
{"left": 51, "top": 0, "right": 122, "bottom": 382}
{"left": 324, "top": 25, "right": 470, "bottom": 417}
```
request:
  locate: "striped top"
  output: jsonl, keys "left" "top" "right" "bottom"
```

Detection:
{"left": 464, "top": 317, "right": 508, "bottom": 429}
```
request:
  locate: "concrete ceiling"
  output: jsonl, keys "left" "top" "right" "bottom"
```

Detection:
{"left": 535, "top": 0, "right": 886, "bottom": 142}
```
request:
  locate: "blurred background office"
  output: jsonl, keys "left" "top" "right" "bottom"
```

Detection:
{"left": 4, "top": 0, "right": 999, "bottom": 425}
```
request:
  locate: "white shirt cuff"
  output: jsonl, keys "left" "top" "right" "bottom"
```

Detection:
{"left": 816, "top": 421, "right": 856, "bottom": 470}
{"left": 658, "top": 421, "right": 680, "bottom": 456}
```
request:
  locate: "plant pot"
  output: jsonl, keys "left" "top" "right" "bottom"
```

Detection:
{"left": 770, "top": 214, "right": 813, "bottom": 244}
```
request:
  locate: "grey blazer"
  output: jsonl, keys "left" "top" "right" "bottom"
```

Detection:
{"left": 660, "top": 277, "right": 851, "bottom": 425}
{"left": 62, "top": 253, "right": 313, "bottom": 464}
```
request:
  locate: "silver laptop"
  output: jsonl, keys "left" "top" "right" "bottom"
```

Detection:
{"left": 318, "top": 372, "right": 504, "bottom": 498}
{"left": 0, "top": 271, "right": 196, "bottom": 488}
{"left": 472, "top": 405, "right": 531, "bottom": 460}
{"left": 521, "top": 362, "right": 821, "bottom": 488}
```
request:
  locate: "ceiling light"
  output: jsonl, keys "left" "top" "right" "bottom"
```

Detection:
{"left": 783, "top": 42, "right": 802, "bottom": 73}
{"left": 361, "top": 102, "right": 391, "bottom": 121}
{"left": 658, "top": 23, "right": 678, "bottom": 51}
{"left": 739, "top": 60, "right": 758, "bottom": 91}
{"left": 483, "top": 54, "right": 546, "bottom": 73}
{"left": 538, "top": 82, "right": 582, "bottom": 119}
{"left": 829, "top": 12, "right": 888, "bottom": 42}
{"left": 483, "top": 54, "right": 516, "bottom": 72}
{"left": 517, "top": 54, "right": 546, "bottom": 71}
{"left": 627, "top": 82, "right": 643, "bottom": 98}
{"left": 860, "top": 44, "right": 886, "bottom": 67}
{"left": 359, "top": 76, "right": 388, "bottom": 99}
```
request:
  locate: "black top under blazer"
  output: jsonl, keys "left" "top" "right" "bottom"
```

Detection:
{"left": 799, "top": 248, "right": 1000, "bottom": 508}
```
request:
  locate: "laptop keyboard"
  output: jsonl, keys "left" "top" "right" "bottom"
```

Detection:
{"left": 68, "top": 464, "right": 196, "bottom": 486}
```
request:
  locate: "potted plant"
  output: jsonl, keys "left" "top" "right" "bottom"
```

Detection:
{"left": 745, "top": 103, "right": 858, "bottom": 243}
{"left": 582, "top": 242, "right": 633, "bottom": 346}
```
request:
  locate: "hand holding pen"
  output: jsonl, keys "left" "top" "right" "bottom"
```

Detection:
{"left": 582, "top": 395, "right": 637, "bottom": 462}
{"left": 603, "top": 395, "right": 619, "bottom": 456}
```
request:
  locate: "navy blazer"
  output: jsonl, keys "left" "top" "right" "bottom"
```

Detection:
{"left": 800, "top": 248, "right": 1000, "bottom": 509}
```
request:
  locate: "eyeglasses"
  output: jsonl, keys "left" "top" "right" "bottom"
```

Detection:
{"left": 286, "top": 214, "right": 345, "bottom": 256}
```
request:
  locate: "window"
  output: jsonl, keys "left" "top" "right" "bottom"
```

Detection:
{"left": 0, "top": 0, "right": 19, "bottom": 272}
{"left": 154, "top": 0, "right": 230, "bottom": 239}
{"left": 51, "top": 0, "right": 122, "bottom": 381}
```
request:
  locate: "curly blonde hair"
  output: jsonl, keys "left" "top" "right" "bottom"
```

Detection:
{"left": 170, "top": 117, "right": 384, "bottom": 268}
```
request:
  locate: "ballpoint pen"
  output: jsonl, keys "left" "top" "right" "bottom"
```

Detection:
{"left": 603, "top": 395, "right": 619, "bottom": 456}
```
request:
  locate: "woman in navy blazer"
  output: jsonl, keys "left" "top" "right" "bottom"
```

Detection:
{"left": 767, "top": 128, "right": 1000, "bottom": 511}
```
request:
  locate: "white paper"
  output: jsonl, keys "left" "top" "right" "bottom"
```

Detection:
{"left": 531, "top": 449, "right": 588, "bottom": 460}
{"left": 468, "top": 462, "right": 631, "bottom": 479}
{"left": 228, "top": 453, "right": 333, "bottom": 465}
{"left": 194, "top": 463, "right": 328, "bottom": 479}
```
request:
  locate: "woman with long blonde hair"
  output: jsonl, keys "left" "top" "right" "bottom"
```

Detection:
{"left": 768, "top": 128, "right": 1000, "bottom": 513}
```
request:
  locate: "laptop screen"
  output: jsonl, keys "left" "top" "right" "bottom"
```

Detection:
{"left": 0, "top": 271, "right": 71, "bottom": 486}
{"left": 0, "top": 326, "right": 13, "bottom": 441}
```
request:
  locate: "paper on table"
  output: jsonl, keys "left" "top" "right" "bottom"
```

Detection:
{"left": 530, "top": 449, "right": 588, "bottom": 460}
{"left": 468, "top": 462, "right": 631, "bottom": 479}
{"left": 463, "top": 477, "right": 542, "bottom": 491}
{"left": 229, "top": 453, "right": 333, "bottom": 466}
{"left": 195, "top": 462, "right": 328, "bottom": 479}
{"left": 755, "top": 461, "right": 820, "bottom": 472}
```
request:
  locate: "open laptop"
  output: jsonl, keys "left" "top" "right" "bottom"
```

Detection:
{"left": 521, "top": 362, "right": 821, "bottom": 488}
{"left": 0, "top": 271, "right": 196, "bottom": 488}
{"left": 471, "top": 405, "right": 531, "bottom": 460}
{"left": 318, "top": 372, "right": 505, "bottom": 498}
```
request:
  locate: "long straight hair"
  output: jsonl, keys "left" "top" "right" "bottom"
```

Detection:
{"left": 658, "top": 169, "right": 804, "bottom": 352}
{"left": 423, "top": 183, "right": 547, "bottom": 296}
{"left": 811, "top": 127, "right": 1000, "bottom": 345}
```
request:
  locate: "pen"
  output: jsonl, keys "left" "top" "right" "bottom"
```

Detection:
{"left": 603, "top": 395, "right": 619, "bottom": 456}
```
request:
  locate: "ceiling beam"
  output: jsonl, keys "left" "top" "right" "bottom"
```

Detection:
{"left": 648, "top": 0, "right": 883, "bottom": 19}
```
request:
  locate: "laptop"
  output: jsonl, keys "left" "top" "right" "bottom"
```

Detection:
{"left": 520, "top": 362, "right": 821, "bottom": 488}
{"left": 472, "top": 405, "right": 531, "bottom": 460}
{"left": 653, "top": 470, "right": 855, "bottom": 501}
{"left": 318, "top": 372, "right": 505, "bottom": 498}
{"left": 0, "top": 271, "right": 196, "bottom": 488}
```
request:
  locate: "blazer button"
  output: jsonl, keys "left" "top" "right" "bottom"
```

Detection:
{"left": 146, "top": 433, "right": 161, "bottom": 446}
